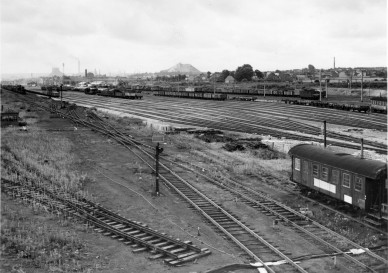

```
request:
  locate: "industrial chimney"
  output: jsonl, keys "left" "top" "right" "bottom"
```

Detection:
{"left": 85, "top": 69, "right": 87, "bottom": 78}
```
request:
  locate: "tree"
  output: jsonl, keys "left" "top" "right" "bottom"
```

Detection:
{"left": 308, "top": 64, "right": 315, "bottom": 74}
{"left": 254, "top": 69, "right": 264, "bottom": 79}
{"left": 234, "top": 64, "right": 254, "bottom": 82}
{"left": 221, "top": 70, "right": 230, "bottom": 81}
{"left": 207, "top": 71, "right": 212, "bottom": 79}
{"left": 375, "top": 71, "right": 387, "bottom": 78}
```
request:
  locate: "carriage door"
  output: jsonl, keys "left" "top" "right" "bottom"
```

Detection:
{"left": 302, "top": 160, "right": 309, "bottom": 185}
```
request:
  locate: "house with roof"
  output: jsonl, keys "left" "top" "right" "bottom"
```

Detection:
{"left": 225, "top": 75, "right": 235, "bottom": 84}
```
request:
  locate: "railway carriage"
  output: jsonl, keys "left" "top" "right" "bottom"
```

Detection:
{"left": 289, "top": 144, "right": 387, "bottom": 222}
{"left": 370, "top": 97, "right": 387, "bottom": 113}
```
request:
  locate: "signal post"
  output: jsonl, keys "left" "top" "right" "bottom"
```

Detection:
{"left": 152, "top": 134, "right": 164, "bottom": 196}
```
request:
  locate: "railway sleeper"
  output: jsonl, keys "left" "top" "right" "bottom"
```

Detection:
{"left": 126, "top": 230, "right": 142, "bottom": 236}
{"left": 160, "top": 244, "right": 176, "bottom": 251}
{"left": 147, "top": 238, "right": 164, "bottom": 244}
{"left": 153, "top": 241, "right": 170, "bottom": 247}
{"left": 140, "top": 235, "right": 154, "bottom": 241}
{"left": 120, "top": 227, "right": 134, "bottom": 232}
{"left": 168, "top": 250, "right": 211, "bottom": 266}
{"left": 229, "top": 230, "right": 248, "bottom": 235}
{"left": 148, "top": 253, "right": 165, "bottom": 260}
{"left": 222, "top": 223, "right": 243, "bottom": 228}
{"left": 132, "top": 247, "right": 148, "bottom": 253}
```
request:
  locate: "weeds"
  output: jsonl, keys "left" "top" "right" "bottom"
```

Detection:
{"left": 1, "top": 204, "right": 85, "bottom": 270}
{"left": 1, "top": 126, "right": 88, "bottom": 195}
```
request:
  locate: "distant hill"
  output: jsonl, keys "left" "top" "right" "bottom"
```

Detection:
{"left": 159, "top": 63, "right": 201, "bottom": 75}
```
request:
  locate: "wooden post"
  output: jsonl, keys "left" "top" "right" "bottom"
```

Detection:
{"left": 319, "top": 69, "right": 322, "bottom": 101}
{"left": 155, "top": 142, "right": 160, "bottom": 196}
{"left": 323, "top": 120, "right": 327, "bottom": 148}
{"left": 325, "top": 79, "right": 328, "bottom": 98}
{"left": 360, "top": 138, "right": 364, "bottom": 159}
{"left": 361, "top": 71, "right": 363, "bottom": 102}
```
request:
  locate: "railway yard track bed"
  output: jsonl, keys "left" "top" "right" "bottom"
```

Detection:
{"left": 1, "top": 90, "right": 387, "bottom": 273}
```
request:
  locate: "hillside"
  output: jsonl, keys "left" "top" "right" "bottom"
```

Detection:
{"left": 159, "top": 63, "right": 201, "bottom": 75}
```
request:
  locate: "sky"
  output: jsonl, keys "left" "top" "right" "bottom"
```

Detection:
{"left": 1, "top": 0, "right": 387, "bottom": 75}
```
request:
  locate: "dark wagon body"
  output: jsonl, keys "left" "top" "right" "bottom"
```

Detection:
{"left": 289, "top": 144, "right": 387, "bottom": 220}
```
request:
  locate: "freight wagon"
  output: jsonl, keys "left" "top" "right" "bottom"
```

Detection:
{"left": 1, "top": 84, "right": 26, "bottom": 94}
{"left": 300, "top": 88, "right": 325, "bottom": 100}
{"left": 370, "top": 97, "right": 387, "bottom": 114}
{"left": 98, "top": 88, "right": 143, "bottom": 99}
{"left": 155, "top": 90, "right": 227, "bottom": 100}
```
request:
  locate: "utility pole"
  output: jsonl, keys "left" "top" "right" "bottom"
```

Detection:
{"left": 368, "top": 80, "right": 371, "bottom": 97}
{"left": 325, "top": 79, "right": 328, "bottom": 98}
{"left": 213, "top": 75, "right": 215, "bottom": 94}
{"left": 264, "top": 84, "right": 266, "bottom": 97}
{"left": 154, "top": 142, "right": 163, "bottom": 196}
{"left": 319, "top": 69, "right": 322, "bottom": 101}
{"left": 323, "top": 120, "right": 327, "bottom": 148}
{"left": 60, "top": 84, "right": 63, "bottom": 108}
{"left": 361, "top": 71, "right": 363, "bottom": 102}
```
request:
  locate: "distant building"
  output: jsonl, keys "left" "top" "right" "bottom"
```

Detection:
{"left": 225, "top": 75, "right": 235, "bottom": 84}
{"left": 49, "top": 67, "right": 63, "bottom": 77}
{"left": 338, "top": 71, "right": 349, "bottom": 80}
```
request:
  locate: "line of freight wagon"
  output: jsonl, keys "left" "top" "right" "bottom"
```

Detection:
{"left": 155, "top": 90, "right": 227, "bottom": 100}
{"left": 141, "top": 85, "right": 300, "bottom": 97}
{"left": 283, "top": 96, "right": 387, "bottom": 114}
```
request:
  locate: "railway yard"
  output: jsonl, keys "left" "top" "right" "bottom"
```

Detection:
{"left": 1, "top": 88, "right": 387, "bottom": 273}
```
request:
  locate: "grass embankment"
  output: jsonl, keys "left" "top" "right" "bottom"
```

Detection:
{"left": 1, "top": 125, "right": 92, "bottom": 272}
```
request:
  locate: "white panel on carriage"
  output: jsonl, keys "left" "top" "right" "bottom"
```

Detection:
{"left": 313, "top": 178, "right": 336, "bottom": 194}
{"left": 344, "top": 195, "right": 352, "bottom": 204}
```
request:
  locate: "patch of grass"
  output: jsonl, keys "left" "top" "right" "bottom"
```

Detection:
{"left": 1, "top": 204, "right": 85, "bottom": 270}
{"left": 1, "top": 125, "right": 88, "bottom": 194}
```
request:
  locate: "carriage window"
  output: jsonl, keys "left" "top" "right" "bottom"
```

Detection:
{"left": 321, "top": 166, "right": 328, "bottom": 181}
{"left": 342, "top": 173, "right": 350, "bottom": 188}
{"left": 312, "top": 164, "right": 319, "bottom": 177}
{"left": 355, "top": 177, "right": 363, "bottom": 191}
{"left": 294, "top": 158, "right": 300, "bottom": 171}
{"left": 332, "top": 169, "right": 339, "bottom": 184}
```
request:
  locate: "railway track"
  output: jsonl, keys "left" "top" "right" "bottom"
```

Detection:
{"left": 56, "top": 93, "right": 387, "bottom": 154}
{"left": 163, "top": 161, "right": 388, "bottom": 272}
{"left": 63, "top": 102, "right": 388, "bottom": 272}
{"left": 8, "top": 92, "right": 388, "bottom": 272}
{"left": 1, "top": 178, "right": 211, "bottom": 265}
{"left": 69, "top": 109, "right": 309, "bottom": 272}
{"left": 20, "top": 97, "right": 309, "bottom": 272}
{"left": 80, "top": 103, "right": 388, "bottom": 272}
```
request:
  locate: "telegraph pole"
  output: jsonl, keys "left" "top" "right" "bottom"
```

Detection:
{"left": 213, "top": 75, "right": 215, "bottom": 94}
{"left": 361, "top": 71, "right": 363, "bottom": 102}
{"left": 323, "top": 120, "right": 327, "bottom": 148}
{"left": 325, "top": 79, "right": 328, "bottom": 98}
{"left": 319, "top": 69, "right": 322, "bottom": 101}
